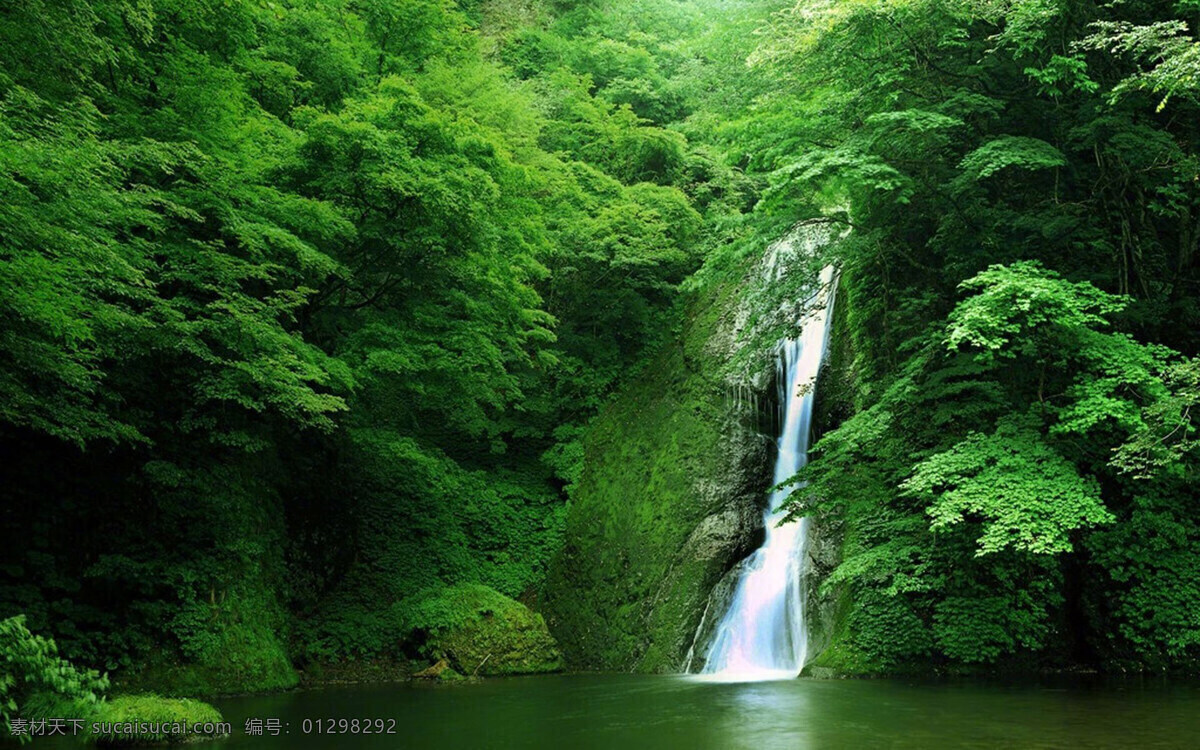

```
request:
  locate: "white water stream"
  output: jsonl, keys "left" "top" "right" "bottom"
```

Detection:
{"left": 693, "top": 263, "right": 836, "bottom": 682}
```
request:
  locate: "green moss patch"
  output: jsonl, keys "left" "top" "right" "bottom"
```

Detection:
{"left": 88, "top": 695, "right": 226, "bottom": 746}
{"left": 403, "top": 584, "right": 561, "bottom": 676}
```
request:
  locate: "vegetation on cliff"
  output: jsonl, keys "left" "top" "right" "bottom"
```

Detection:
{"left": 3, "top": 0, "right": 1200, "bottom": 696}
{"left": 545, "top": 261, "right": 772, "bottom": 671}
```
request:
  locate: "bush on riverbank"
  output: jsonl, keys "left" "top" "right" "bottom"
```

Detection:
{"left": 1, "top": 615, "right": 107, "bottom": 743}
{"left": 1, "top": 616, "right": 225, "bottom": 745}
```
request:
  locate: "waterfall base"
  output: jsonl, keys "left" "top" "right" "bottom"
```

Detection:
{"left": 688, "top": 260, "right": 837, "bottom": 682}
{"left": 687, "top": 668, "right": 801, "bottom": 683}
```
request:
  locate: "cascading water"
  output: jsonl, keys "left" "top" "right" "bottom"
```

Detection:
{"left": 692, "top": 263, "right": 837, "bottom": 682}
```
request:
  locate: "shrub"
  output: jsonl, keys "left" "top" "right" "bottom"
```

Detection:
{"left": 1, "top": 614, "right": 108, "bottom": 744}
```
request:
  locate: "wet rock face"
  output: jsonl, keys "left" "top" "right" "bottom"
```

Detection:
{"left": 684, "top": 501, "right": 763, "bottom": 565}
{"left": 687, "top": 419, "right": 773, "bottom": 563}
{"left": 686, "top": 405, "right": 844, "bottom": 674}
{"left": 684, "top": 552, "right": 753, "bottom": 672}
{"left": 801, "top": 515, "right": 843, "bottom": 664}
{"left": 542, "top": 256, "right": 778, "bottom": 672}
{"left": 646, "top": 422, "right": 772, "bottom": 670}
{"left": 544, "top": 224, "right": 846, "bottom": 673}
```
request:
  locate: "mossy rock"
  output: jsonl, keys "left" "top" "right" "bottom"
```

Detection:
{"left": 89, "top": 694, "right": 226, "bottom": 746}
{"left": 403, "top": 584, "right": 561, "bottom": 676}
{"left": 542, "top": 227, "right": 861, "bottom": 673}
{"left": 412, "top": 658, "right": 465, "bottom": 682}
{"left": 542, "top": 256, "right": 772, "bottom": 672}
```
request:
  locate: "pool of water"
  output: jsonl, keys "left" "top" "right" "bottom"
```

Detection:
{"left": 199, "top": 673, "right": 1199, "bottom": 749}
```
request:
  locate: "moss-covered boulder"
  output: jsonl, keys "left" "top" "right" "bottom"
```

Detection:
{"left": 403, "top": 584, "right": 561, "bottom": 676}
{"left": 89, "top": 694, "right": 226, "bottom": 746}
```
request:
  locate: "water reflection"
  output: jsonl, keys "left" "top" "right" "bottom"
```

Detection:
{"left": 156, "top": 674, "right": 1200, "bottom": 750}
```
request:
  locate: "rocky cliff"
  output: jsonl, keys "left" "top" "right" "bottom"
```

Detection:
{"left": 545, "top": 225, "right": 850, "bottom": 673}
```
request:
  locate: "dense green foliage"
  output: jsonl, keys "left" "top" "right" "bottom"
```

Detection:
{"left": 743, "top": 0, "right": 1200, "bottom": 672}
{"left": 4, "top": 0, "right": 1200, "bottom": 688}
{"left": 546, "top": 0, "right": 1200, "bottom": 676}
{"left": 0, "top": 0, "right": 737, "bottom": 688}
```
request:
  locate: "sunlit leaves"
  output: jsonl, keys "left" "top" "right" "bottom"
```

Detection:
{"left": 0, "top": 90, "right": 154, "bottom": 444}
{"left": 947, "top": 262, "right": 1123, "bottom": 356}
{"left": 1078, "top": 20, "right": 1200, "bottom": 109}
{"left": 1024, "top": 54, "right": 1098, "bottom": 97}
{"left": 948, "top": 262, "right": 1170, "bottom": 438}
{"left": 766, "top": 147, "right": 913, "bottom": 209}
{"left": 989, "top": 0, "right": 1061, "bottom": 57}
{"left": 865, "top": 109, "right": 965, "bottom": 134}
{"left": 957, "top": 136, "right": 1066, "bottom": 181}
{"left": 1112, "top": 359, "right": 1200, "bottom": 479}
{"left": 905, "top": 416, "right": 1111, "bottom": 556}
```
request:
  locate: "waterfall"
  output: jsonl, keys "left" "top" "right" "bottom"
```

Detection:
{"left": 691, "top": 263, "right": 837, "bottom": 682}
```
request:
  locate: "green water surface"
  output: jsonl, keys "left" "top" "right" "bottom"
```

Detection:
{"left": 202, "top": 674, "right": 1199, "bottom": 749}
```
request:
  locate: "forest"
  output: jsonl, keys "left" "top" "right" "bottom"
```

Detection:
{"left": 3, "top": 0, "right": 1200, "bottom": 744}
